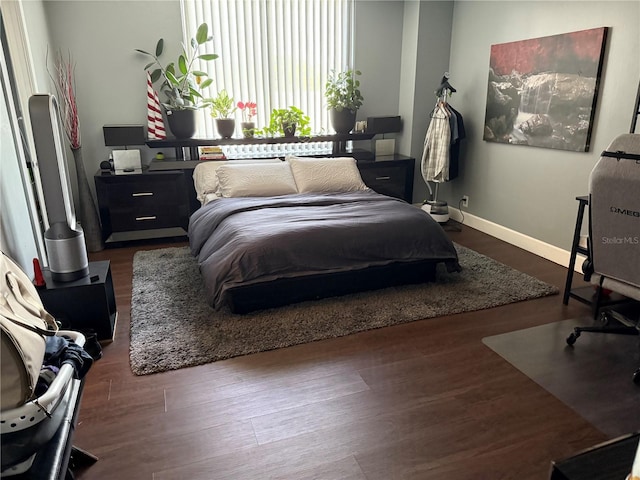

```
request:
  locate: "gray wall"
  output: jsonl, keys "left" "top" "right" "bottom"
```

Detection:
{"left": 439, "top": 1, "right": 639, "bottom": 251}
{"left": 354, "top": 1, "right": 454, "bottom": 206}
{"left": 401, "top": 1, "right": 454, "bottom": 203}
{"left": 42, "top": 0, "right": 183, "bottom": 171}
{"left": 355, "top": 1, "right": 404, "bottom": 119}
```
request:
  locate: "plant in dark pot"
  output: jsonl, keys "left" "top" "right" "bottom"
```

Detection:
{"left": 325, "top": 69, "right": 364, "bottom": 134}
{"left": 237, "top": 100, "right": 257, "bottom": 138}
{"left": 135, "top": 23, "right": 217, "bottom": 139}
{"left": 260, "top": 106, "right": 311, "bottom": 138}
{"left": 206, "top": 89, "right": 237, "bottom": 138}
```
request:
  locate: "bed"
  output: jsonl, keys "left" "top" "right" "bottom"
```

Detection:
{"left": 189, "top": 156, "right": 460, "bottom": 313}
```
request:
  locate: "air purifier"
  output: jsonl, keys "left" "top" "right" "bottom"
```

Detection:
{"left": 28, "top": 94, "right": 89, "bottom": 282}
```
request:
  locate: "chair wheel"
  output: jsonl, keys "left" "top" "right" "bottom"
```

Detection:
{"left": 599, "top": 312, "right": 610, "bottom": 325}
{"left": 566, "top": 332, "right": 579, "bottom": 346}
{"left": 633, "top": 369, "right": 640, "bottom": 385}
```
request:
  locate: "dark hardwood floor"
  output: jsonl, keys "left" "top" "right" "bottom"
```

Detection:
{"left": 74, "top": 224, "right": 609, "bottom": 479}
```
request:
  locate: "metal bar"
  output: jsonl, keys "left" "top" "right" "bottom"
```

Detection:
{"left": 601, "top": 150, "right": 640, "bottom": 161}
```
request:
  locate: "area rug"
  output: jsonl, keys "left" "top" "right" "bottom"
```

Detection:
{"left": 483, "top": 318, "right": 640, "bottom": 437}
{"left": 130, "top": 244, "right": 558, "bottom": 375}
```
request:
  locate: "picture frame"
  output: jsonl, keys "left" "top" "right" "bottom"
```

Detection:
{"left": 483, "top": 27, "right": 608, "bottom": 152}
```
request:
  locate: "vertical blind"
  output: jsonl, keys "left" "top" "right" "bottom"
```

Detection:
{"left": 182, "top": 0, "right": 354, "bottom": 140}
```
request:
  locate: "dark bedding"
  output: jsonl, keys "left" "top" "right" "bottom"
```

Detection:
{"left": 189, "top": 191, "right": 460, "bottom": 309}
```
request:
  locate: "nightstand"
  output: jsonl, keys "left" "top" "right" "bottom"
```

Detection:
{"left": 95, "top": 169, "right": 191, "bottom": 243}
{"left": 357, "top": 155, "right": 415, "bottom": 202}
{"left": 38, "top": 261, "right": 117, "bottom": 342}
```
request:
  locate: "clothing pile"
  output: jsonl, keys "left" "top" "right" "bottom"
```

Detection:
{"left": 34, "top": 335, "right": 94, "bottom": 397}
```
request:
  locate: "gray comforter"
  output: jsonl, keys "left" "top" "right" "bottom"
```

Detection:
{"left": 189, "top": 191, "right": 460, "bottom": 309}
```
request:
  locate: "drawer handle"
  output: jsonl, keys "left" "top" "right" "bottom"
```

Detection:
{"left": 375, "top": 176, "right": 391, "bottom": 181}
{"left": 135, "top": 216, "right": 157, "bottom": 221}
{"left": 132, "top": 192, "right": 154, "bottom": 197}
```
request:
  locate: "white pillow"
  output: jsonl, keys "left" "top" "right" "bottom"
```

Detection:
{"left": 216, "top": 162, "right": 299, "bottom": 197}
{"left": 287, "top": 156, "right": 368, "bottom": 193}
{"left": 193, "top": 160, "right": 227, "bottom": 204}
{"left": 193, "top": 159, "right": 281, "bottom": 203}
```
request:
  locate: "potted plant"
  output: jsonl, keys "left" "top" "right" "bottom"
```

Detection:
{"left": 206, "top": 89, "right": 237, "bottom": 138}
{"left": 325, "top": 69, "right": 364, "bottom": 134}
{"left": 237, "top": 101, "right": 257, "bottom": 138}
{"left": 136, "top": 23, "right": 217, "bottom": 139}
{"left": 260, "top": 106, "right": 311, "bottom": 137}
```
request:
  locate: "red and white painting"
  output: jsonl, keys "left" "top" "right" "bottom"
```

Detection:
{"left": 483, "top": 27, "right": 608, "bottom": 152}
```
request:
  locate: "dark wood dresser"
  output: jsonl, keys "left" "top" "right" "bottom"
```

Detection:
{"left": 357, "top": 155, "right": 414, "bottom": 202}
{"left": 94, "top": 169, "right": 191, "bottom": 244}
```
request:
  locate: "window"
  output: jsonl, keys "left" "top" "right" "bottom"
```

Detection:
{"left": 182, "top": 0, "right": 354, "bottom": 145}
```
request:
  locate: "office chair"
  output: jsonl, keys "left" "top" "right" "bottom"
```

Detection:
{"left": 565, "top": 133, "right": 640, "bottom": 384}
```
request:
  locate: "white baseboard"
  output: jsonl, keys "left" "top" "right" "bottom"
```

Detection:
{"left": 448, "top": 207, "right": 584, "bottom": 272}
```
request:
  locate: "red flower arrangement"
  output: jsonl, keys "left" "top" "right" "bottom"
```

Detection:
{"left": 237, "top": 101, "right": 257, "bottom": 122}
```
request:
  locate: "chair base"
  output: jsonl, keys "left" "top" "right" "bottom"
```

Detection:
{"left": 566, "top": 324, "right": 638, "bottom": 345}
{"left": 566, "top": 307, "right": 640, "bottom": 384}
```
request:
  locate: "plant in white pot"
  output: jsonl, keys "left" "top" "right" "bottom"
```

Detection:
{"left": 135, "top": 23, "right": 217, "bottom": 139}
{"left": 206, "top": 89, "right": 237, "bottom": 138}
{"left": 325, "top": 69, "right": 364, "bottom": 134}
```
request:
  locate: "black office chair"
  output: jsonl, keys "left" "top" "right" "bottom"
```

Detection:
{"left": 565, "top": 133, "right": 640, "bottom": 384}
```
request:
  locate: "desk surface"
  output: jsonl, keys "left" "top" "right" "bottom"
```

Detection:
{"left": 41, "top": 261, "right": 110, "bottom": 290}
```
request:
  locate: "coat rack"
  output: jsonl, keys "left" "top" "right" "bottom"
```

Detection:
{"left": 435, "top": 72, "right": 456, "bottom": 103}
{"left": 421, "top": 72, "right": 459, "bottom": 224}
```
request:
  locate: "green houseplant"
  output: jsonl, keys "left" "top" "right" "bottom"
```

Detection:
{"left": 325, "top": 69, "right": 364, "bottom": 134}
{"left": 206, "top": 89, "right": 237, "bottom": 138}
{"left": 136, "top": 23, "right": 217, "bottom": 138}
{"left": 260, "top": 106, "right": 311, "bottom": 137}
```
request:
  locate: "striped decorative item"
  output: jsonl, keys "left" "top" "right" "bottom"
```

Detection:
{"left": 146, "top": 72, "right": 166, "bottom": 140}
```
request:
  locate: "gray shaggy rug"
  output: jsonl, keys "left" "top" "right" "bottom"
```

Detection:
{"left": 130, "top": 244, "right": 558, "bottom": 375}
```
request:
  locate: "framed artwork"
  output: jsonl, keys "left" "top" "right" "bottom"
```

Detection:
{"left": 483, "top": 27, "right": 608, "bottom": 152}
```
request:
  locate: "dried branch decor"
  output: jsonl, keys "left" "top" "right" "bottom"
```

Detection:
{"left": 47, "top": 50, "right": 103, "bottom": 252}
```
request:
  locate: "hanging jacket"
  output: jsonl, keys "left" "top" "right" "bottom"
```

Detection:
{"left": 421, "top": 103, "right": 451, "bottom": 183}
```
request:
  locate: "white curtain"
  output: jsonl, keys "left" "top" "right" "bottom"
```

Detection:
{"left": 182, "top": 0, "right": 354, "bottom": 140}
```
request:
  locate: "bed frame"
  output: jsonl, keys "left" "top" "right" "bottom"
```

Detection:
{"left": 225, "top": 259, "right": 438, "bottom": 314}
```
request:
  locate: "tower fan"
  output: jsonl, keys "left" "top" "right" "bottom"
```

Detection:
{"left": 28, "top": 94, "right": 89, "bottom": 282}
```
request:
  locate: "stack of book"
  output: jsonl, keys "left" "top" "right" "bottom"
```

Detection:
{"left": 199, "top": 146, "right": 226, "bottom": 161}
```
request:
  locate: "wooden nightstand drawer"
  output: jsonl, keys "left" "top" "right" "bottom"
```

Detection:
{"left": 357, "top": 157, "right": 414, "bottom": 202}
{"left": 109, "top": 207, "right": 182, "bottom": 231}
{"left": 107, "top": 178, "right": 180, "bottom": 208}
{"left": 95, "top": 169, "right": 190, "bottom": 243}
{"left": 359, "top": 165, "right": 406, "bottom": 194}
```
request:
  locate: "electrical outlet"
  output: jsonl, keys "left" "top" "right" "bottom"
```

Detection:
{"left": 462, "top": 195, "right": 469, "bottom": 208}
